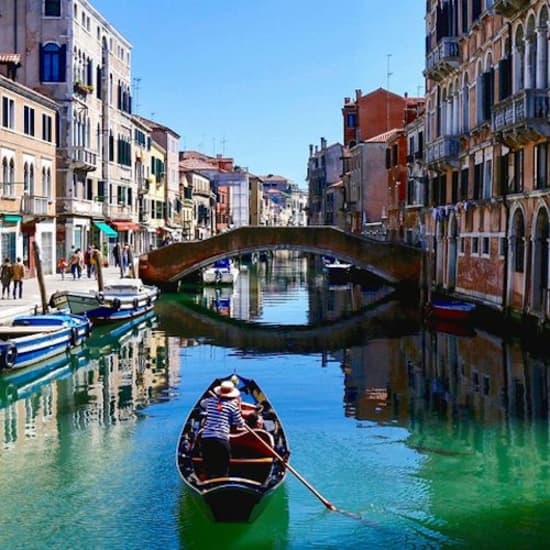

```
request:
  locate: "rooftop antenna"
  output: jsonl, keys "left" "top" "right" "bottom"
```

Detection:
{"left": 417, "top": 83, "right": 424, "bottom": 97}
{"left": 386, "top": 54, "right": 393, "bottom": 90}
{"left": 386, "top": 54, "right": 392, "bottom": 131}
{"left": 221, "top": 136, "right": 227, "bottom": 156}
{"left": 132, "top": 77, "right": 141, "bottom": 113}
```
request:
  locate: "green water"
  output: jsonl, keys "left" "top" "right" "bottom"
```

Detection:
{"left": 0, "top": 259, "right": 549, "bottom": 549}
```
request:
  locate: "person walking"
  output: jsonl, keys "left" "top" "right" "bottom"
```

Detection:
{"left": 11, "top": 257, "right": 24, "bottom": 299}
{"left": 84, "top": 246, "right": 93, "bottom": 278}
{"left": 58, "top": 257, "right": 68, "bottom": 280}
{"left": 121, "top": 244, "right": 129, "bottom": 276}
{"left": 199, "top": 380, "right": 246, "bottom": 478}
{"left": 70, "top": 248, "right": 82, "bottom": 280}
{"left": 0, "top": 257, "right": 12, "bottom": 299}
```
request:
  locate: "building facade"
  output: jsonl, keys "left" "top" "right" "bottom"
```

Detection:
{"left": 0, "top": 73, "right": 57, "bottom": 274}
{"left": 424, "top": 0, "right": 550, "bottom": 323}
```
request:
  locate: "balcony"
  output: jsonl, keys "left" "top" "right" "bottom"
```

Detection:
{"left": 70, "top": 146, "right": 98, "bottom": 172}
{"left": 21, "top": 195, "right": 53, "bottom": 218}
{"left": 425, "top": 37, "right": 459, "bottom": 82}
{"left": 493, "top": 0, "right": 530, "bottom": 18}
{"left": 58, "top": 197, "right": 107, "bottom": 218}
{"left": 425, "top": 135, "right": 459, "bottom": 170}
{"left": 492, "top": 89, "right": 550, "bottom": 147}
{"left": 137, "top": 178, "right": 150, "bottom": 195}
{"left": 109, "top": 204, "right": 133, "bottom": 221}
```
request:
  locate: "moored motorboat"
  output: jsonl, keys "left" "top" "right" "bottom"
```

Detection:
{"left": 202, "top": 259, "right": 239, "bottom": 285}
{"left": 428, "top": 299, "right": 476, "bottom": 322}
{"left": 176, "top": 373, "right": 289, "bottom": 522}
{"left": 49, "top": 278, "right": 160, "bottom": 325}
{"left": 0, "top": 312, "right": 91, "bottom": 372}
{"left": 322, "top": 256, "right": 353, "bottom": 285}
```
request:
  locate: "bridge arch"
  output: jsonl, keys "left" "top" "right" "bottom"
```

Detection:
{"left": 138, "top": 226, "right": 421, "bottom": 290}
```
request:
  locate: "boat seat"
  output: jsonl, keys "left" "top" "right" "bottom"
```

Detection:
{"left": 229, "top": 429, "right": 274, "bottom": 459}
{"left": 195, "top": 476, "right": 263, "bottom": 487}
{"left": 192, "top": 456, "right": 274, "bottom": 464}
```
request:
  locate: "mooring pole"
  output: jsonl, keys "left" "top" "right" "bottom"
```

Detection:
{"left": 33, "top": 242, "right": 48, "bottom": 314}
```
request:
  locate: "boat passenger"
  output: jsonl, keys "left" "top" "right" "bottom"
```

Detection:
{"left": 200, "top": 380, "right": 245, "bottom": 478}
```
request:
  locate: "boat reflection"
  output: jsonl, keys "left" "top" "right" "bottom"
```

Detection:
{"left": 0, "top": 313, "right": 181, "bottom": 448}
{"left": 177, "top": 482, "right": 289, "bottom": 549}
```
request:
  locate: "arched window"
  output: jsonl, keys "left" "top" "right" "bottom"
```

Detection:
{"left": 40, "top": 42, "right": 66, "bottom": 82}
{"left": 513, "top": 210, "right": 525, "bottom": 272}
{"left": 514, "top": 25, "right": 525, "bottom": 92}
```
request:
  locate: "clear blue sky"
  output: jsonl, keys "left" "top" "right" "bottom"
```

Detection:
{"left": 92, "top": 0, "right": 425, "bottom": 188}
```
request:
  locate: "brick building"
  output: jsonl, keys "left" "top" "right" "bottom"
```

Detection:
{"left": 424, "top": 0, "right": 550, "bottom": 324}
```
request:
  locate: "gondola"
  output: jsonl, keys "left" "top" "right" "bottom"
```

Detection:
{"left": 176, "top": 373, "right": 289, "bottom": 522}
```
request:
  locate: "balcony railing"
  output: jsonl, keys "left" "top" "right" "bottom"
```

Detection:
{"left": 425, "top": 135, "right": 459, "bottom": 169}
{"left": 21, "top": 195, "right": 51, "bottom": 216}
{"left": 69, "top": 146, "right": 98, "bottom": 172}
{"left": 109, "top": 204, "right": 133, "bottom": 220}
{"left": 493, "top": 0, "right": 530, "bottom": 18}
{"left": 58, "top": 197, "right": 107, "bottom": 217}
{"left": 492, "top": 89, "right": 550, "bottom": 146}
{"left": 425, "top": 37, "right": 459, "bottom": 82}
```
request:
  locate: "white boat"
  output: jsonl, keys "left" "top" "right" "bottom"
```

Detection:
{"left": 322, "top": 256, "right": 353, "bottom": 284}
{"left": 49, "top": 278, "right": 160, "bottom": 325}
{"left": 202, "top": 259, "right": 239, "bottom": 285}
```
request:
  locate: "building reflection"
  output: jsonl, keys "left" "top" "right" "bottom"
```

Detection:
{"left": 0, "top": 318, "right": 184, "bottom": 450}
{"left": 341, "top": 325, "right": 550, "bottom": 435}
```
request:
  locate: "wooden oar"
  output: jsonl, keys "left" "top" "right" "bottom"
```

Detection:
{"left": 243, "top": 423, "right": 382, "bottom": 528}
{"left": 243, "top": 423, "right": 338, "bottom": 512}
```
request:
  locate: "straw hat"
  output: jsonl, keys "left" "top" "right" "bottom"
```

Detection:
{"left": 213, "top": 380, "right": 240, "bottom": 399}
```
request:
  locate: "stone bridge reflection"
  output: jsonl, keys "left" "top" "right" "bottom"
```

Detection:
{"left": 155, "top": 296, "right": 419, "bottom": 354}
{"left": 139, "top": 226, "right": 421, "bottom": 290}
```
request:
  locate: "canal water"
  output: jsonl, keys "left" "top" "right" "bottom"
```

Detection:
{"left": 0, "top": 252, "right": 549, "bottom": 549}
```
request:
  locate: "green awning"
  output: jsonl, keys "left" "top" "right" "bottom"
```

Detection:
{"left": 93, "top": 220, "right": 118, "bottom": 237}
{"left": 2, "top": 214, "right": 22, "bottom": 223}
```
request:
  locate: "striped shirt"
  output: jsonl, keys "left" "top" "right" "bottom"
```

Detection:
{"left": 201, "top": 397, "right": 245, "bottom": 441}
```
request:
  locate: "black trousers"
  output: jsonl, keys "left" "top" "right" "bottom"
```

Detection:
{"left": 201, "top": 437, "right": 230, "bottom": 478}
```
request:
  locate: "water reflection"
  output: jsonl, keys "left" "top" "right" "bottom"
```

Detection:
{"left": 0, "top": 313, "right": 182, "bottom": 449}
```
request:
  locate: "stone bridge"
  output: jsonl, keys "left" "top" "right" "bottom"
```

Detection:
{"left": 138, "top": 226, "right": 421, "bottom": 290}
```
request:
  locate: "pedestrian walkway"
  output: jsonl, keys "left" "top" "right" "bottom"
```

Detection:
{"left": 0, "top": 265, "right": 129, "bottom": 324}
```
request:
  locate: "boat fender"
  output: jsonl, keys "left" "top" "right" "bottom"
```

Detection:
{"left": 133, "top": 298, "right": 139, "bottom": 310}
{"left": 1, "top": 344, "right": 17, "bottom": 370}
{"left": 84, "top": 321, "right": 92, "bottom": 337}
{"left": 70, "top": 327, "right": 79, "bottom": 347}
{"left": 48, "top": 293, "right": 58, "bottom": 309}
{"left": 3, "top": 383, "right": 17, "bottom": 403}
{"left": 146, "top": 296, "right": 152, "bottom": 307}
{"left": 112, "top": 298, "right": 122, "bottom": 311}
{"left": 96, "top": 292, "right": 105, "bottom": 304}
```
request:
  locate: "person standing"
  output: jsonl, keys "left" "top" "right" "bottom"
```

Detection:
{"left": 121, "top": 244, "right": 129, "bottom": 276}
{"left": 84, "top": 246, "right": 93, "bottom": 278}
{"left": 11, "top": 257, "right": 24, "bottom": 299}
{"left": 200, "top": 380, "right": 246, "bottom": 478}
{"left": 0, "top": 257, "right": 12, "bottom": 299}
{"left": 112, "top": 242, "right": 120, "bottom": 268}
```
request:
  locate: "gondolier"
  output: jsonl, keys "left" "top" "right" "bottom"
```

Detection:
{"left": 200, "top": 380, "right": 246, "bottom": 478}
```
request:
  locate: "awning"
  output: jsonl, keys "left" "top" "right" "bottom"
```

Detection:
{"left": 157, "top": 226, "right": 177, "bottom": 234}
{"left": 110, "top": 221, "right": 141, "bottom": 232}
{"left": 2, "top": 214, "right": 22, "bottom": 224}
{"left": 93, "top": 220, "right": 118, "bottom": 237}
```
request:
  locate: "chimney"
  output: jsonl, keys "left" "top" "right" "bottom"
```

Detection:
{"left": 309, "top": 144, "right": 314, "bottom": 156}
{"left": 344, "top": 97, "right": 351, "bottom": 104}
{"left": 355, "top": 89, "right": 362, "bottom": 101}
{"left": 321, "top": 137, "right": 327, "bottom": 149}
{"left": 404, "top": 91, "right": 408, "bottom": 98}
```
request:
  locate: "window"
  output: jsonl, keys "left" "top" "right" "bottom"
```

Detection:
{"left": 460, "top": 168, "right": 469, "bottom": 200}
{"left": 472, "top": 236, "right": 479, "bottom": 255}
{"left": 499, "top": 237, "right": 506, "bottom": 257}
{"left": 24, "top": 106, "right": 35, "bottom": 136}
{"left": 346, "top": 113, "right": 357, "bottom": 128}
{"left": 483, "top": 159, "right": 492, "bottom": 199}
{"left": 2, "top": 96, "right": 14, "bottom": 129}
{"left": 40, "top": 43, "right": 66, "bottom": 82}
{"left": 535, "top": 142, "right": 548, "bottom": 189}
{"left": 473, "top": 163, "right": 483, "bottom": 200}
{"left": 42, "top": 114, "right": 52, "bottom": 142}
{"left": 44, "top": 0, "right": 61, "bottom": 17}
{"left": 482, "top": 237, "right": 490, "bottom": 256}
{"left": 2, "top": 157, "right": 15, "bottom": 196}
{"left": 513, "top": 149, "right": 524, "bottom": 193}
{"left": 497, "top": 153, "right": 509, "bottom": 195}
{"left": 459, "top": 237, "right": 465, "bottom": 254}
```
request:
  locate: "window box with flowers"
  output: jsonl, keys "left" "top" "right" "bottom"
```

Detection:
{"left": 74, "top": 81, "right": 94, "bottom": 95}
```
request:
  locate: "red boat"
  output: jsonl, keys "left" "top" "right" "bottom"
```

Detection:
{"left": 428, "top": 300, "right": 476, "bottom": 322}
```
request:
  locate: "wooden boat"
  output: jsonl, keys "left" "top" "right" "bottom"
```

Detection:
{"left": 176, "top": 373, "right": 289, "bottom": 522}
{"left": 49, "top": 278, "right": 160, "bottom": 325}
{"left": 428, "top": 299, "right": 476, "bottom": 322}
{"left": 202, "top": 259, "right": 239, "bottom": 285}
{"left": 0, "top": 312, "right": 91, "bottom": 372}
